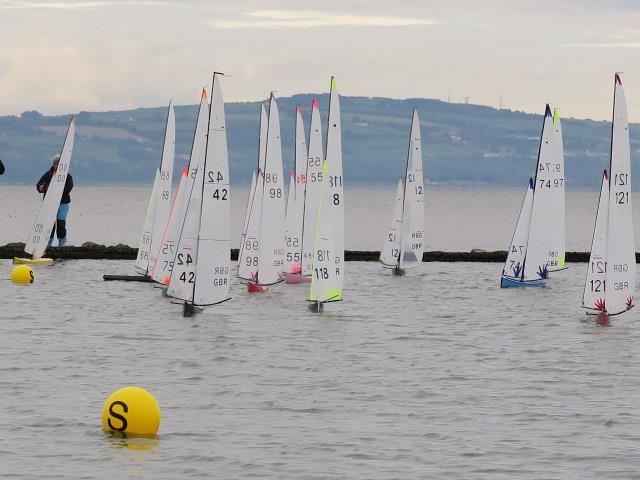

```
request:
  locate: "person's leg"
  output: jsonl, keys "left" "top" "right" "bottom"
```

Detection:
{"left": 48, "top": 222, "right": 56, "bottom": 247}
{"left": 56, "top": 203, "right": 69, "bottom": 246}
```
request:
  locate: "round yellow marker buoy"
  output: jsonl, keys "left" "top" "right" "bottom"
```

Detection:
{"left": 102, "top": 386, "right": 161, "bottom": 436}
{"left": 11, "top": 265, "right": 35, "bottom": 285}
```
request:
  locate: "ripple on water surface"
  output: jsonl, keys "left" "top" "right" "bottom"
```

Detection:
{"left": 1, "top": 260, "right": 640, "bottom": 479}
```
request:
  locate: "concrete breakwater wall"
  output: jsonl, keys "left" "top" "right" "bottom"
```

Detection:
{"left": 0, "top": 242, "right": 602, "bottom": 262}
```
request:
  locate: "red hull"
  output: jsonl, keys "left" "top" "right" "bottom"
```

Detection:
{"left": 247, "top": 282, "right": 268, "bottom": 293}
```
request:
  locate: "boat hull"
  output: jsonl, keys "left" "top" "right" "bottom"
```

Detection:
{"left": 103, "top": 274, "right": 152, "bottom": 282}
{"left": 285, "top": 273, "right": 311, "bottom": 284}
{"left": 13, "top": 257, "right": 54, "bottom": 265}
{"left": 500, "top": 276, "right": 545, "bottom": 288}
{"left": 247, "top": 282, "right": 268, "bottom": 293}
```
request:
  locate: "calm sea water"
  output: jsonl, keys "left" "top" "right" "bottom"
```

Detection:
{"left": 3, "top": 185, "right": 639, "bottom": 251}
{"left": 2, "top": 186, "right": 640, "bottom": 478}
{"left": 1, "top": 260, "right": 640, "bottom": 478}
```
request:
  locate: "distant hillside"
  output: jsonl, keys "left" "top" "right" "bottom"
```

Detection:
{"left": 0, "top": 95, "right": 636, "bottom": 189}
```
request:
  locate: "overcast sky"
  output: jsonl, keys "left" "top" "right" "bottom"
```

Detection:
{"left": 2, "top": 0, "right": 640, "bottom": 120}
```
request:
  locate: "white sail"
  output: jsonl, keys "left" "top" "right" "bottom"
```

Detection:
{"left": 400, "top": 108, "right": 424, "bottom": 270}
{"left": 325, "top": 77, "right": 344, "bottom": 295}
{"left": 135, "top": 103, "right": 175, "bottom": 275}
{"left": 255, "top": 94, "right": 286, "bottom": 285}
{"left": 135, "top": 170, "right": 158, "bottom": 272}
{"left": 309, "top": 160, "right": 341, "bottom": 304}
{"left": 501, "top": 179, "right": 534, "bottom": 281}
{"left": 284, "top": 170, "right": 297, "bottom": 271}
{"left": 238, "top": 104, "right": 268, "bottom": 281}
{"left": 379, "top": 179, "right": 404, "bottom": 267}
{"left": 25, "top": 116, "right": 76, "bottom": 259}
{"left": 152, "top": 90, "right": 209, "bottom": 283}
{"left": 150, "top": 167, "right": 190, "bottom": 284}
{"left": 523, "top": 105, "right": 557, "bottom": 282}
{"left": 548, "top": 108, "right": 566, "bottom": 271}
{"left": 167, "top": 166, "right": 202, "bottom": 302}
{"left": 193, "top": 72, "right": 231, "bottom": 305}
{"left": 284, "top": 106, "right": 308, "bottom": 274}
{"left": 148, "top": 102, "right": 175, "bottom": 270}
{"left": 301, "top": 100, "right": 323, "bottom": 277}
{"left": 582, "top": 170, "right": 609, "bottom": 311}
{"left": 605, "top": 74, "right": 635, "bottom": 315}
{"left": 238, "top": 169, "right": 256, "bottom": 269}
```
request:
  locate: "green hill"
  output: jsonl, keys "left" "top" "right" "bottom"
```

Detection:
{"left": 0, "top": 95, "right": 634, "bottom": 189}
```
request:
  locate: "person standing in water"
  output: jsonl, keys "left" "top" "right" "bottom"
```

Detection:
{"left": 37, "top": 154, "right": 73, "bottom": 246}
{"left": 0, "top": 158, "right": 5, "bottom": 175}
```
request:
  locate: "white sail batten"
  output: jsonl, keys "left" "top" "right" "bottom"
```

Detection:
{"left": 326, "top": 77, "right": 344, "bottom": 296}
{"left": 380, "top": 180, "right": 404, "bottom": 267}
{"left": 25, "top": 116, "right": 76, "bottom": 259}
{"left": 605, "top": 74, "right": 635, "bottom": 315}
{"left": 301, "top": 100, "right": 323, "bottom": 277}
{"left": 193, "top": 72, "right": 231, "bottom": 305}
{"left": 238, "top": 104, "right": 268, "bottom": 281}
{"left": 582, "top": 170, "right": 609, "bottom": 311}
{"left": 152, "top": 91, "right": 209, "bottom": 284}
{"left": 501, "top": 179, "right": 534, "bottom": 281}
{"left": 256, "top": 94, "right": 286, "bottom": 285}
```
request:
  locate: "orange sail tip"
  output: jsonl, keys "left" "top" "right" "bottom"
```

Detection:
{"left": 162, "top": 276, "right": 169, "bottom": 285}
{"left": 182, "top": 167, "right": 188, "bottom": 175}
{"left": 312, "top": 99, "right": 318, "bottom": 109}
{"left": 295, "top": 105, "right": 302, "bottom": 114}
{"left": 615, "top": 73, "right": 622, "bottom": 85}
{"left": 202, "top": 88, "right": 209, "bottom": 100}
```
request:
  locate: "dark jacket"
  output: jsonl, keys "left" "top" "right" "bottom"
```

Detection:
{"left": 0, "top": 159, "right": 4, "bottom": 175}
{"left": 37, "top": 168, "right": 73, "bottom": 204}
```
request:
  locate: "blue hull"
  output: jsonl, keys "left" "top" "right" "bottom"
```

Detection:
{"left": 500, "top": 277, "right": 545, "bottom": 288}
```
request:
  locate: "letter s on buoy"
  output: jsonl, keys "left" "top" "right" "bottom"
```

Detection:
{"left": 29, "top": 271, "right": 34, "bottom": 283}
{"left": 107, "top": 400, "right": 128, "bottom": 432}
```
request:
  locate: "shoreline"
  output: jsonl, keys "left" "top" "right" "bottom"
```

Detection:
{"left": 0, "top": 243, "right": 600, "bottom": 262}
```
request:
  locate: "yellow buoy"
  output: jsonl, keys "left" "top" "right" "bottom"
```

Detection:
{"left": 102, "top": 386, "right": 161, "bottom": 436}
{"left": 10, "top": 265, "right": 35, "bottom": 285}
